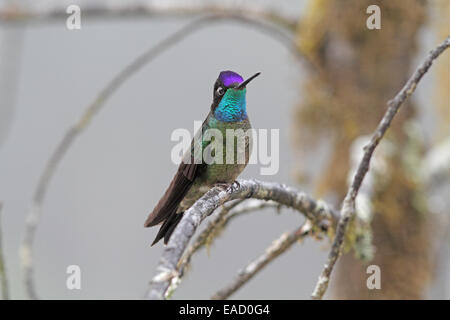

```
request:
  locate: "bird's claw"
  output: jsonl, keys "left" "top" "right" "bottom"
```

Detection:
{"left": 214, "top": 181, "right": 240, "bottom": 192}
{"left": 231, "top": 180, "right": 241, "bottom": 189}
{"left": 214, "top": 183, "right": 229, "bottom": 192}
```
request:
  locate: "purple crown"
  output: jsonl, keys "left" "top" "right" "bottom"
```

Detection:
{"left": 219, "top": 71, "right": 243, "bottom": 87}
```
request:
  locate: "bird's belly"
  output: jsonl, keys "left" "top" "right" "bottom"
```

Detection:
{"left": 204, "top": 162, "right": 246, "bottom": 183}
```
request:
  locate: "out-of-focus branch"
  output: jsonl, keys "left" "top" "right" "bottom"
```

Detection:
{"left": 0, "top": 1, "right": 297, "bottom": 31}
{"left": 0, "top": 21, "right": 24, "bottom": 148}
{"left": 422, "top": 135, "right": 450, "bottom": 189}
{"left": 211, "top": 221, "right": 312, "bottom": 300}
{"left": 0, "top": 203, "right": 9, "bottom": 300}
{"left": 311, "top": 36, "right": 450, "bottom": 300}
{"left": 147, "top": 179, "right": 338, "bottom": 300}
{"left": 0, "top": 2, "right": 318, "bottom": 73}
{"left": 19, "top": 10, "right": 313, "bottom": 299}
{"left": 177, "top": 199, "right": 281, "bottom": 278}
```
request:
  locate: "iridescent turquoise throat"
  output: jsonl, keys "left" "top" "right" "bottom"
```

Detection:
{"left": 214, "top": 89, "right": 247, "bottom": 122}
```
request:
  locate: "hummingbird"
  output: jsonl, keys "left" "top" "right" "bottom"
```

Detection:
{"left": 145, "top": 70, "right": 260, "bottom": 245}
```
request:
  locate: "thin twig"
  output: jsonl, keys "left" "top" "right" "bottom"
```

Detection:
{"left": 20, "top": 13, "right": 311, "bottom": 299}
{"left": 311, "top": 36, "right": 450, "bottom": 300}
{"left": 211, "top": 221, "right": 312, "bottom": 300}
{"left": 177, "top": 199, "right": 245, "bottom": 277}
{"left": 147, "top": 179, "right": 338, "bottom": 300}
{"left": 177, "top": 200, "right": 281, "bottom": 278}
{"left": 0, "top": 203, "right": 9, "bottom": 300}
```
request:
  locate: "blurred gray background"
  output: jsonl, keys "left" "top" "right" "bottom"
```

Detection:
{"left": 0, "top": 0, "right": 449, "bottom": 299}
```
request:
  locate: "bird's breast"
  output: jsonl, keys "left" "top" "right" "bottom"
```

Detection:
{"left": 202, "top": 118, "right": 252, "bottom": 182}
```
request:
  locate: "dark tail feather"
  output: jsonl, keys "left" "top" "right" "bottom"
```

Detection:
{"left": 151, "top": 212, "right": 184, "bottom": 246}
{"left": 145, "top": 154, "right": 201, "bottom": 246}
{"left": 144, "top": 162, "right": 197, "bottom": 228}
{"left": 144, "top": 177, "right": 190, "bottom": 228}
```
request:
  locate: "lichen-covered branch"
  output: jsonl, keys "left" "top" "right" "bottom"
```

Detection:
{"left": 211, "top": 221, "right": 312, "bottom": 300}
{"left": 0, "top": 203, "right": 9, "bottom": 300}
{"left": 146, "top": 179, "right": 338, "bottom": 300}
{"left": 311, "top": 36, "right": 450, "bottom": 300}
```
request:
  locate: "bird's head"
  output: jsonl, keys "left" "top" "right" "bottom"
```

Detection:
{"left": 212, "top": 70, "right": 260, "bottom": 122}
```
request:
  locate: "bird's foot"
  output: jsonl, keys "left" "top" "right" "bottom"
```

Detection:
{"left": 214, "top": 183, "right": 230, "bottom": 192}
{"left": 214, "top": 181, "right": 241, "bottom": 193}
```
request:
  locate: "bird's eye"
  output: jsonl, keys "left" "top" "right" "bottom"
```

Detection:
{"left": 216, "top": 87, "right": 225, "bottom": 96}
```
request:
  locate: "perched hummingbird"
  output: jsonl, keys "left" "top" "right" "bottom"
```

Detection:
{"left": 145, "top": 70, "right": 260, "bottom": 245}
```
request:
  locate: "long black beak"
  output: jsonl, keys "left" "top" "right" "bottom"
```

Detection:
{"left": 236, "top": 72, "right": 261, "bottom": 89}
